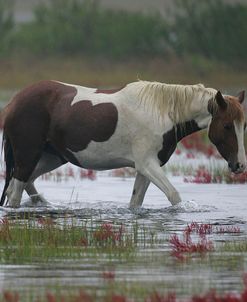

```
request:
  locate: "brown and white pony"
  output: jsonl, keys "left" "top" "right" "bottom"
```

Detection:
{"left": 0, "top": 80, "right": 246, "bottom": 208}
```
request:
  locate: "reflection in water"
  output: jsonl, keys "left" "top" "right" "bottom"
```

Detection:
{"left": 0, "top": 175, "right": 246, "bottom": 298}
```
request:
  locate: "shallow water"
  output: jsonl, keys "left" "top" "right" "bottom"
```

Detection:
{"left": 0, "top": 173, "right": 247, "bottom": 299}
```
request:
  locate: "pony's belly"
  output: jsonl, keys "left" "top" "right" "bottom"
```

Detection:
{"left": 74, "top": 155, "right": 134, "bottom": 170}
{"left": 67, "top": 149, "right": 134, "bottom": 170}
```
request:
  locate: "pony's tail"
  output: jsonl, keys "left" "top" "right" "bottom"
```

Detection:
{"left": 0, "top": 134, "right": 14, "bottom": 206}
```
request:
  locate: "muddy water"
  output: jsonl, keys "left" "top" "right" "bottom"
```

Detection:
{"left": 0, "top": 173, "right": 247, "bottom": 298}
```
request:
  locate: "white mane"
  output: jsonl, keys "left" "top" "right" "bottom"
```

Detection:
{"left": 126, "top": 81, "right": 217, "bottom": 124}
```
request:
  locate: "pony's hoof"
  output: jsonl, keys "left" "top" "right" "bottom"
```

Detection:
{"left": 7, "top": 201, "right": 20, "bottom": 208}
{"left": 30, "top": 194, "right": 48, "bottom": 205}
{"left": 168, "top": 191, "right": 182, "bottom": 206}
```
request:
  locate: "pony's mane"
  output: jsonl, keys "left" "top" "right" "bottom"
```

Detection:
{"left": 127, "top": 81, "right": 217, "bottom": 123}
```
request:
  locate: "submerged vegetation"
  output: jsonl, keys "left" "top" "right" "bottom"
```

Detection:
{"left": 0, "top": 219, "right": 247, "bottom": 301}
{"left": 0, "top": 218, "right": 137, "bottom": 263}
{"left": 2, "top": 280, "right": 247, "bottom": 302}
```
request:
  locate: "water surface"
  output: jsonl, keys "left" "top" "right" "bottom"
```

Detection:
{"left": 0, "top": 173, "right": 246, "bottom": 299}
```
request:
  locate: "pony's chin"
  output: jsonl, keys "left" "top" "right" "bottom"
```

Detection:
{"left": 233, "top": 170, "right": 243, "bottom": 175}
{"left": 228, "top": 160, "right": 246, "bottom": 174}
{"left": 229, "top": 167, "right": 245, "bottom": 174}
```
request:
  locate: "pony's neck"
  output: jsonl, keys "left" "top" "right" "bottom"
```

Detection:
{"left": 175, "top": 85, "right": 216, "bottom": 131}
{"left": 173, "top": 120, "right": 201, "bottom": 142}
{"left": 171, "top": 92, "right": 214, "bottom": 140}
{"left": 157, "top": 99, "right": 213, "bottom": 166}
{"left": 193, "top": 98, "right": 213, "bottom": 130}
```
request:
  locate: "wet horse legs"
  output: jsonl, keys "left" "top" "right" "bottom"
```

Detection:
{"left": 129, "top": 172, "right": 150, "bottom": 208}
{"left": 25, "top": 183, "right": 48, "bottom": 204}
{"left": 6, "top": 179, "right": 26, "bottom": 207}
{"left": 129, "top": 163, "right": 182, "bottom": 208}
{"left": 25, "top": 151, "right": 66, "bottom": 205}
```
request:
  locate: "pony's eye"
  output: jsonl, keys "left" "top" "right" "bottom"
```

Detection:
{"left": 224, "top": 123, "right": 232, "bottom": 130}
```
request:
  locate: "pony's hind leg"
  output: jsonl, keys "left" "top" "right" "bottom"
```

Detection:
{"left": 25, "top": 149, "right": 67, "bottom": 205}
{"left": 6, "top": 179, "right": 26, "bottom": 208}
{"left": 4, "top": 130, "right": 49, "bottom": 207}
{"left": 0, "top": 134, "right": 44, "bottom": 207}
{"left": 7, "top": 150, "right": 45, "bottom": 207}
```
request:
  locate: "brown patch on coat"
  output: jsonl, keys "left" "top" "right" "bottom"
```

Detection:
{"left": 3, "top": 80, "right": 118, "bottom": 182}
{"left": 158, "top": 120, "right": 200, "bottom": 166}
{"left": 95, "top": 86, "right": 125, "bottom": 94}
{"left": 50, "top": 100, "right": 118, "bottom": 152}
{"left": 2, "top": 80, "right": 73, "bottom": 182}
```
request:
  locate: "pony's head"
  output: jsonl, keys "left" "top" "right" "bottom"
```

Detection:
{"left": 208, "top": 90, "right": 246, "bottom": 174}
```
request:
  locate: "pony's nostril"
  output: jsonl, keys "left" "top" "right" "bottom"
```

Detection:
{"left": 238, "top": 163, "right": 245, "bottom": 169}
{"left": 228, "top": 162, "right": 245, "bottom": 172}
{"left": 235, "top": 162, "right": 245, "bottom": 171}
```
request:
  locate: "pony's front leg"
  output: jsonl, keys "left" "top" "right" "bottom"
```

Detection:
{"left": 138, "top": 159, "right": 182, "bottom": 206}
{"left": 129, "top": 172, "right": 150, "bottom": 208}
{"left": 6, "top": 178, "right": 26, "bottom": 208}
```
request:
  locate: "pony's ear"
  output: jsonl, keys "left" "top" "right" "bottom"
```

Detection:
{"left": 236, "top": 90, "right": 245, "bottom": 104}
{"left": 215, "top": 91, "right": 227, "bottom": 110}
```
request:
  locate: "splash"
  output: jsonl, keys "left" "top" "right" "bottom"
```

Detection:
{"left": 168, "top": 200, "right": 215, "bottom": 213}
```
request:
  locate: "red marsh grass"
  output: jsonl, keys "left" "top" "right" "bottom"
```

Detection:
{"left": 183, "top": 165, "right": 247, "bottom": 184}
{"left": 169, "top": 223, "right": 214, "bottom": 261}
{"left": 169, "top": 222, "right": 241, "bottom": 261}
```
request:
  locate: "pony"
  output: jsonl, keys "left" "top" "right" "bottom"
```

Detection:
{"left": 0, "top": 80, "right": 245, "bottom": 208}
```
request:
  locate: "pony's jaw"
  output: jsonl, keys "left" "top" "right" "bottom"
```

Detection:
{"left": 208, "top": 121, "right": 246, "bottom": 174}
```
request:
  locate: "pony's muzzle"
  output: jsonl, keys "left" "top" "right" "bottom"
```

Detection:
{"left": 228, "top": 161, "right": 246, "bottom": 174}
